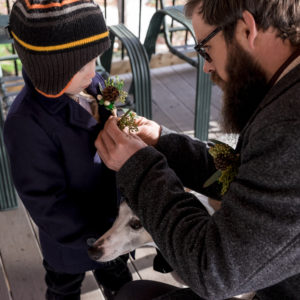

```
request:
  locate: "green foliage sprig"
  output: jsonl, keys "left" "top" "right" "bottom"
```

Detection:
{"left": 117, "top": 109, "right": 138, "bottom": 133}
{"left": 203, "top": 140, "right": 239, "bottom": 195}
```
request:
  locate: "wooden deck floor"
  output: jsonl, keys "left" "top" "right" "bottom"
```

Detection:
{"left": 0, "top": 63, "right": 234, "bottom": 300}
{"left": 121, "top": 62, "right": 224, "bottom": 138}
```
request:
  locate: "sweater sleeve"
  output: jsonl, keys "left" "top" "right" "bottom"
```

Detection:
{"left": 4, "top": 114, "right": 91, "bottom": 250}
{"left": 116, "top": 120, "right": 300, "bottom": 299}
{"left": 155, "top": 131, "right": 220, "bottom": 198}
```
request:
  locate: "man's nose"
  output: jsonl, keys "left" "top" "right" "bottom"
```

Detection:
{"left": 203, "top": 60, "right": 215, "bottom": 74}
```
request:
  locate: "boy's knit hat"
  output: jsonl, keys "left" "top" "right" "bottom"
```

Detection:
{"left": 9, "top": 0, "right": 110, "bottom": 97}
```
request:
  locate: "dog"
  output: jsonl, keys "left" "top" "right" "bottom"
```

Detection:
{"left": 87, "top": 201, "right": 187, "bottom": 286}
{"left": 88, "top": 201, "right": 154, "bottom": 262}
{"left": 87, "top": 199, "right": 256, "bottom": 299}
{"left": 87, "top": 193, "right": 222, "bottom": 263}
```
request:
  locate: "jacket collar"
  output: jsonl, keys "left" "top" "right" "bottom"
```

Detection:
{"left": 23, "top": 69, "right": 105, "bottom": 131}
{"left": 236, "top": 62, "right": 300, "bottom": 152}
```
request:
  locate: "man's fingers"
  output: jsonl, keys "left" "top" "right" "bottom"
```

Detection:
{"left": 104, "top": 117, "right": 127, "bottom": 144}
{"left": 95, "top": 131, "right": 109, "bottom": 161}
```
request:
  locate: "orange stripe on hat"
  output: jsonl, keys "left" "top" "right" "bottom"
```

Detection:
{"left": 11, "top": 31, "right": 109, "bottom": 52}
{"left": 25, "top": 0, "right": 86, "bottom": 10}
{"left": 35, "top": 74, "right": 75, "bottom": 98}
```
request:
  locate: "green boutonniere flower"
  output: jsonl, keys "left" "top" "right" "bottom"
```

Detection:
{"left": 97, "top": 76, "right": 127, "bottom": 111}
{"left": 203, "top": 140, "right": 239, "bottom": 195}
{"left": 97, "top": 76, "right": 138, "bottom": 132}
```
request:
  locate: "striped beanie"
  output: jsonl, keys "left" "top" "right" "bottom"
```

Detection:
{"left": 9, "top": 0, "right": 110, "bottom": 97}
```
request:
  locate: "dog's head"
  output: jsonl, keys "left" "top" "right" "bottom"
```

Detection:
{"left": 88, "top": 201, "right": 153, "bottom": 262}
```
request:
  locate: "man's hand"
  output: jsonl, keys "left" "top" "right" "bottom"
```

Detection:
{"left": 95, "top": 116, "right": 147, "bottom": 171}
{"left": 134, "top": 116, "right": 161, "bottom": 146}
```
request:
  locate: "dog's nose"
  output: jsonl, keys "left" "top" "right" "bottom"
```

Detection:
{"left": 87, "top": 245, "right": 104, "bottom": 261}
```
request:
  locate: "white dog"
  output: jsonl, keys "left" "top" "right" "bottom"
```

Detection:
{"left": 88, "top": 201, "right": 154, "bottom": 262}
{"left": 87, "top": 201, "right": 186, "bottom": 285}
{"left": 87, "top": 199, "right": 255, "bottom": 299}
{"left": 87, "top": 193, "right": 223, "bottom": 263}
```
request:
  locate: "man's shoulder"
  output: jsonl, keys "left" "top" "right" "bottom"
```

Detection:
{"left": 252, "top": 64, "right": 300, "bottom": 127}
{"left": 266, "top": 63, "right": 300, "bottom": 106}
{"left": 240, "top": 67, "right": 300, "bottom": 150}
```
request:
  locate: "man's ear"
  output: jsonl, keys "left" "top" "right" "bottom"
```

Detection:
{"left": 235, "top": 10, "right": 258, "bottom": 50}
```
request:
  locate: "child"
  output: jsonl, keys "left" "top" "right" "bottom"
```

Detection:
{"left": 4, "top": 0, "right": 132, "bottom": 299}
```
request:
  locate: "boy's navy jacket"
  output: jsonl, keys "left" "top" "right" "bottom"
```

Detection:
{"left": 4, "top": 70, "right": 119, "bottom": 273}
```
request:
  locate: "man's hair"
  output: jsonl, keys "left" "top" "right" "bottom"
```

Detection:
{"left": 185, "top": 0, "right": 300, "bottom": 46}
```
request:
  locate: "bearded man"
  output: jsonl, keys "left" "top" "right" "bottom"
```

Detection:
{"left": 95, "top": 0, "right": 300, "bottom": 299}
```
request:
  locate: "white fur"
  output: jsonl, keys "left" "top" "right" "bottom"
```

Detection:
{"left": 89, "top": 201, "right": 154, "bottom": 262}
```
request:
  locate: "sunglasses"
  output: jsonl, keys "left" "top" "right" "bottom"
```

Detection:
{"left": 194, "top": 27, "right": 222, "bottom": 63}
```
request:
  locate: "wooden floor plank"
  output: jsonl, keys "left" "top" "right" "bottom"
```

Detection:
{"left": 151, "top": 76, "right": 195, "bottom": 132}
{"left": 171, "top": 63, "right": 198, "bottom": 90}
{"left": 151, "top": 65, "right": 196, "bottom": 115}
{"left": 0, "top": 201, "right": 46, "bottom": 300}
{"left": 0, "top": 253, "right": 11, "bottom": 300}
{"left": 130, "top": 247, "right": 184, "bottom": 288}
{"left": 152, "top": 96, "right": 187, "bottom": 132}
{"left": 81, "top": 271, "right": 104, "bottom": 300}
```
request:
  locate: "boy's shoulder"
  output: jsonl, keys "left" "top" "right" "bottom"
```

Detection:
{"left": 6, "top": 87, "right": 32, "bottom": 118}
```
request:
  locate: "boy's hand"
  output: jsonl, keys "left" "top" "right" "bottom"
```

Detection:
{"left": 95, "top": 116, "right": 147, "bottom": 171}
{"left": 134, "top": 117, "right": 162, "bottom": 146}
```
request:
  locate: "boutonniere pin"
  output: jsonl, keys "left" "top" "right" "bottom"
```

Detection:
{"left": 97, "top": 77, "right": 138, "bottom": 132}
{"left": 203, "top": 140, "right": 239, "bottom": 195}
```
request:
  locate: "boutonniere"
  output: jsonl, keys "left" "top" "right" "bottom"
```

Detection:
{"left": 203, "top": 140, "right": 240, "bottom": 195}
{"left": 97, "top": 77, "right": 138, "bottom": 132}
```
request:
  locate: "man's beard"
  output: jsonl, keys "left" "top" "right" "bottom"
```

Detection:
{"left": 211, "top": 41, "right": 269, "bottom": 134}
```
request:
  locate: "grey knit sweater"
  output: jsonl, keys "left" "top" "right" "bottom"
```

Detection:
{"left": 117, "top": 63, "right": 300, "bottom": 300}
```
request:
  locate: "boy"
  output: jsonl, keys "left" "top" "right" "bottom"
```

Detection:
{"left": 4, "top": 0, "right": 132, "bottom": 299}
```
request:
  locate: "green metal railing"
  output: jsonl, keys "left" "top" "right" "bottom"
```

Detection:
{"left": 0, "top": 101, "right": 18, "bottom": 210}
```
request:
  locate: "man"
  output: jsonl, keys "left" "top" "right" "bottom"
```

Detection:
{"left": 95, "top": 0, "right": 300, "bottom": 299}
